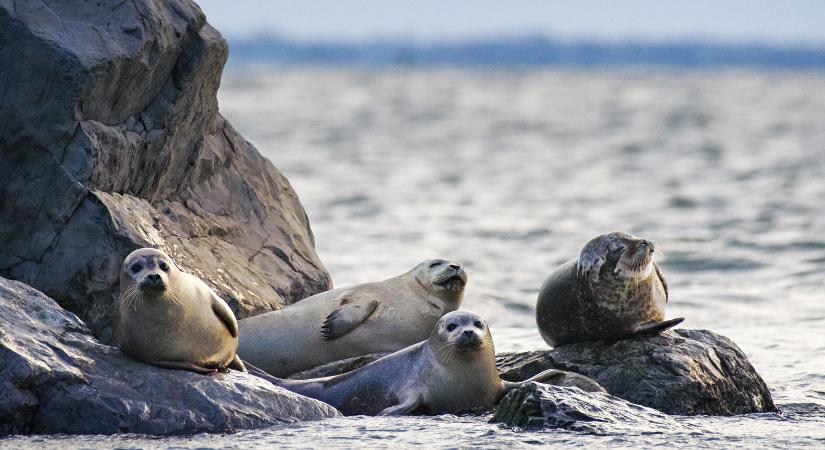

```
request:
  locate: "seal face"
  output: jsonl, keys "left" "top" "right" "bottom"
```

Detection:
{"left": 536, "top": 231, "right": 684, "bottom": 347}
{"left": 238, "top": 259, "right": 467, "bottom": 377}
{"left": 251, "top": 311, "right": 562, "bottom": 416}
{"left": 113, "top": 248, "right": 246, "bottom": 374}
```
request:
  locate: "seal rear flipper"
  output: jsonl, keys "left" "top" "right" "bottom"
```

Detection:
{"left": 149, "top": 360, "right": 218, "bottom": 375}
{"left": 632, "top": 317, "right": 685, "bottom": 337}
{"left": 500, "top": 368, "right": 567, "bottom": 399}
{"left": 321, "top": 292, "right": 379, "bottom": 340}
{"left": 211, "top": 293, "right": 239, "bottom": 338}
{"left": 378, "top": 396, "right": 422, "bottom": 416}
{"left": 228, "top": 354, "right": 247, "bottom": 372}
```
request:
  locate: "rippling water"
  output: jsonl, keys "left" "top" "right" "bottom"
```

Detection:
{"left": 5, "top": 68, "right": 824, "bottom": 448}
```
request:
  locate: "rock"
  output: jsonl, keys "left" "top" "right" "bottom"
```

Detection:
{"left": 495, "top": 329, "right": 777, "bottom": 415}
{"left": 491, "top": 382, "right": 682, "bottom": 432}
{"left": 0, "top": 0, "right": 331, "bottom": 341}
{"left": 0, "top": 277, "right": 339, "bottom": 436}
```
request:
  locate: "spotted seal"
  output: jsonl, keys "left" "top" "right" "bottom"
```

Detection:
{"left": 536, "top": 231, "right": 684, "bottom": 347}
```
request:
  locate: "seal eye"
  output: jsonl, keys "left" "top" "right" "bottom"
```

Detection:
{"left": 130, "top": 263, "right": 142, "bottom": 273}
{"left": 473, "top": 320, "right": 484, "bottom": 329}
{"left": 159, "top": 262, "right": 169, "bottom": 272}
{"left": 446, "top": 323, "right": 457, "bottom": 332}
{"left": 429, "top": 262, "right": 441, "bottom": 269}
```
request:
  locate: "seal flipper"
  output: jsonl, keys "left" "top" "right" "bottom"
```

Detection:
{"left": 654, "top": 261, "right": 669, "bottom": 301}
{"left": 211, "top": 293, "right": 239, "bottom": 338}
{"left": 149, "top": 360, "right": 218, "bottom": 375}
{"left": 500, "top": 368, "right": 568, "bottom": 399}
{"left": 632, "top": 317, "right": 684, "bottom": 337}
{"left": 378, "top": 395, "right": 422, "bottom": 416}
{"left": 228, "top": 354, "right": 247, "bottom": 372}
{"left": 321, "top": 292, "right": 379, "bottom": 340}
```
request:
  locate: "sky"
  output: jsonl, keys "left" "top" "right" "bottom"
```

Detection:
{"left": 196, "top": 0, "right": 825, "bottom": 45}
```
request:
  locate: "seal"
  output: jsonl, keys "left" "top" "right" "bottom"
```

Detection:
{"left": 248, "top": 311, "right": 563, "bottom": 415}
{"left": 238, "top": 259, "right": 467, "bottom": 377}
{"left": 536, "top": 231, "right": 684, "bottom": 347}
{"left": 112, "top": 248, "right": 246, "bottom": 374}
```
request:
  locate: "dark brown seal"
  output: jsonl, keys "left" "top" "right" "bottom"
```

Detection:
{"left": 536, "top": 231, "right": 684, "bottom": 347}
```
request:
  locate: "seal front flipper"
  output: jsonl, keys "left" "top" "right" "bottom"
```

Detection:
{"left": 378, "top": 395, "right": 422, "bottom": 416}
{"left": 654, "top": 261, "right": 669, "bottom": 301}
{"left": 211, "top": 293, "right": 239, "bottom": 338}
{"left": 632, "top": 317, "right": 684, "bottom": 337}
{"left": 321, "top": 292, "right": 379, "bottom": 340}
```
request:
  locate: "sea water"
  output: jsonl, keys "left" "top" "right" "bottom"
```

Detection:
{"left": 4, "top": 68, "right": 824, "bottom": 448}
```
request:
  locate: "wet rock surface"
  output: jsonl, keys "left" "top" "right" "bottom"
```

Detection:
{"left": 496, "top": 329, "right": 777, "bottom": 416}
{"left": 0, "top": 277, "right": 339, "bottom": 436}
{"left": 0, "top": 0, "right": 331, "bottom": 341}
{"left": 491, "top": 382, "right": 682, "bottom": 433}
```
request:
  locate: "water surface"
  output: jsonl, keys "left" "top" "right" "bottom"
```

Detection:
{"left": 5, "top": 68, "right": 824, "bottom": 448}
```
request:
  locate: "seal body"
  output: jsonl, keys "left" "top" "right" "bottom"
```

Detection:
{"left": 113, "top": 248, "right": 245, "bottom": 374}
{"left": 238, "top": 259, "right": 467, "bottom": 377}
{"left": 251, "top": 311, "right": 561, "bottom": 415}
{"left": 536, "top": 231, "right": 683, "bottom": 347}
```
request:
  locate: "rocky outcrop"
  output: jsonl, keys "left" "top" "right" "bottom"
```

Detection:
{"left": 0, "top": 277, "right": 339, "bottom": 436}
{"left": 491, "top": 382, "right": 681, "bottom": 432}
{"left": 496, "top": 329, "right": 777, "bottom": 416}
{"left": 0, "top": 0, "right": 331, "bottom": 341}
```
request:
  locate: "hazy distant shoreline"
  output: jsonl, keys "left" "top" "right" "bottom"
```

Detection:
{"left": 225, "top": 34, "right": 825, "bottom": 69}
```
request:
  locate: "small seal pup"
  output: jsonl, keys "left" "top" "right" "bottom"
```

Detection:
{"left": 238, "top": 259, "right": 467, "bottom": 377}
{"left": 113, "top": 248, "right": 246, "bottom": 374}
{"left": 249, "top": 311, "right": 563, "bottom": 416}
{"left": 536, "top": 231, "right": 684, "bottom": 347}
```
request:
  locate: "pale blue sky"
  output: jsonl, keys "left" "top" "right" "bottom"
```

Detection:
{"left": 197, "top": 0, "right": 825, "bottom": 44}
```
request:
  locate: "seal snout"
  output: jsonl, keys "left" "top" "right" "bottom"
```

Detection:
{"left": 140, "top": 272, "right": 167, "bottom": 292}
{"left": 433, "top": 262, "right": 468, "bottom": 291}
{"left": 454, "top": 328, "right": 484, "bottom": 351}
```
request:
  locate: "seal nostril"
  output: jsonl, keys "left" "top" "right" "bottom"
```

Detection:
{"left": 449, "top": 264, "right": 460, "bottom": 270}
{"left": 148, "top": 274, "right": 161, "bottom": 283}
{"left": 462, "top": 330, "right": 474, "bottom": 338}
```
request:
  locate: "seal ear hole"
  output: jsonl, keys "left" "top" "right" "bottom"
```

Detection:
{"left": 130, "top": 263, "right": 142, "bottom": 273}
{"left": 473, "top": 320, "right": 484, "bottom": 329}
{"left": 159, "top": 262, "right": 169, "bottom": 272}
{"left": 446, "top": 323, "right": 457, "bottom": 332}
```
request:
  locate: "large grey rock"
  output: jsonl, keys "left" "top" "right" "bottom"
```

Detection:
{"left": 491, "top": 382, "right": 681, "bottom": 433}
{"left": 0, "top": 277, "right": 340, "bottom": 436}
{"left": 0, "top": 0, "right": 331, "bottom": 341}
{"left": 495, "top": 329, "right": 777, "bottom": 416}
